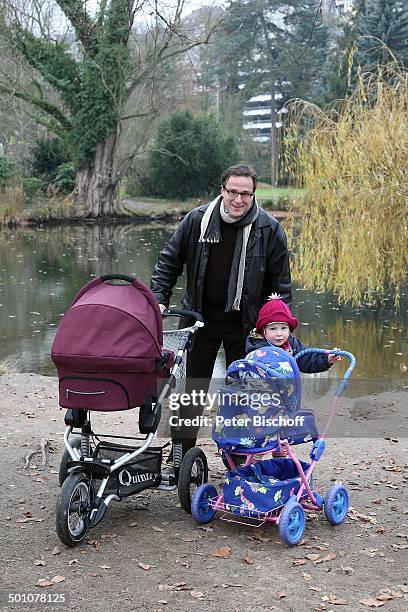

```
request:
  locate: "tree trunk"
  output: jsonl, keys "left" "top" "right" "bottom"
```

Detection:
{"left": 72, "top": 135, "right": 118, "bottom": 217}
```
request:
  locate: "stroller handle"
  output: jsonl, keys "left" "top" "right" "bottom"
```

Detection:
{"left": 163, "top": 308, "right": 204, "bottom": 323}
{"left": 294, "top": 348, "right": 356, "bottom": 396}
{"left": 100, "top": 274, "right": 136, "bottom": 283}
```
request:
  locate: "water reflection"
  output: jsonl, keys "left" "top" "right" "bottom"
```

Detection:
{"left": 0, "top": 222, "right": 406, "bottom": 397}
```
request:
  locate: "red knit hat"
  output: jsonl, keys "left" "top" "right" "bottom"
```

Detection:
{"left": 256, "top": 295, "right": 299, "bottom": 333}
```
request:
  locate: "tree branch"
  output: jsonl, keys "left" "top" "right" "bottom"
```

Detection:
{"left": 0, "top": 82, "right": 71, "bottom": 129}
{"left": 55, "top": 0, "right": 97, "bottom": 56}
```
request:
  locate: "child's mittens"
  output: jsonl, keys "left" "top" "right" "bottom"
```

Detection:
{"left": 328, "top": 347, "right": 341, "bottom": 364}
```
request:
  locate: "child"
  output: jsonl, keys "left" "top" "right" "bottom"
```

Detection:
{"left": 246, "top": 294, "right": 340, "bottom": 373}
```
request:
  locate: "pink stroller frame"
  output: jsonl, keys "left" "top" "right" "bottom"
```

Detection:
{"left": 191, "top": 347, "right": 356, "bottom": 545}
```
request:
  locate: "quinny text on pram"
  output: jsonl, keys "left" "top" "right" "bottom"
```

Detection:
{"left": 168, "top": 390, "right": 282, "bottom": 411}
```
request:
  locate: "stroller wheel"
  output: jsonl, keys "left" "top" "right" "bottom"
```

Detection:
{"left": 56, "top": 472, "right": 93, "bottom": 547}
{"left": 58, "top": 437, "right": 81, "bottom": 486}
{"left": 178, "top": 448, "right": 208, "bottom": 514}
{"left": 191, "top": 484, "right": 217, "bottom": 524}
{"left": 324, "top": 484, "right": 349, "bottom": 525}
{"left": 279, "top": 502, "right": 306, "bottom": 546}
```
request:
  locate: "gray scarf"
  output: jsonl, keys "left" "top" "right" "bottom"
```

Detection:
{"left": 199, "top": 196, "right": 259, "bottom": 311}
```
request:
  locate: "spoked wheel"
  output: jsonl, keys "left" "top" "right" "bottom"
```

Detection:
{"left": 56, "top": 472, "right": 93, "bottom": 547}
{"left": 178, "top": 448, "right": 208, "bottom": 513}
{"left": 324, "top": 484, "right": 349, "bottom": 525}
{"left": 279, "top": 502, "right": 306, "bottom": 546}
{"left": 58, "top": 437, "right": 81, "bottom": 486}
{"left": 191, "top": 483, "right": 218, "bottom": 524}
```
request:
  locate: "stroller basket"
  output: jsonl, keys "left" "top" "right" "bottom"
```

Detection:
{"left": 162, "top": 327, "right": 191, "bottom": 394}
{"left": 223, "top": 458, "right": 312, "bottom": 516}
{"left": 92, "top": 441, "right": 162, "bottom": 497}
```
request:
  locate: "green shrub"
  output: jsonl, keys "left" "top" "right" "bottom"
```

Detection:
{"left": 147, "top": 111, "right": 237, "bottom": 200}
{"left": 53, "top": 162, "right": 76, "bottom": 193}
{"left": 31, "top": 137, "right": 71, "bottom": 182}
{"left": 22, "top": 177, "right": 45, "bottom": 207}
{"left": 0, "top": 156, "right": 15, "bottom": 188}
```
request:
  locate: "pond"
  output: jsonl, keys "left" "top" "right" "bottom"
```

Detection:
{"left": 0, "top": 222, "right": 406, "bottom": 397}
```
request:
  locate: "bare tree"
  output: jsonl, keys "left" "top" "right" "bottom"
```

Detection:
{"left": 0, "top": 0, "right": 221, "bottom": 216}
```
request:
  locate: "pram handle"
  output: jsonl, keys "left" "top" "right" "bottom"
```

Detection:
{"left": 100, "top": 274, "right": 135, "bottom": 283}
{"left": 162, "top": 308, "right": 204, "bottom": 323}
{"left": 294, "top": 348, "right": 356, "bottom": 396}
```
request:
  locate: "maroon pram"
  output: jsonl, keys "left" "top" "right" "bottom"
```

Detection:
{"left": 52, "top": 275, "right": 207, "bottom": 547}
{"left": 51, "top": 274, "right": 173, "bottom": 411}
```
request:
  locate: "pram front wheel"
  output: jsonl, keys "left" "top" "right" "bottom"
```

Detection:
{"left": 56, "top": 472, "right": 93, "bottom": 547}
{"left": 279, "top": 501, "right": 306, "bottom": 546}
{"left": 178, "top": 448, "right": 208, "bottom": 513}
{"left": 324, "top": 484, "right": 349, "bottom": 525}
{"left": 191, "top": 483, "right": 217, "bottom": 524}
{"left": 58, "top": 437, "right": 81, "bottom": 486}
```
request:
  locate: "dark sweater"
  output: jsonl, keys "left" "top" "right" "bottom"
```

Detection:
{"left": 202, "top": 221, "right": 241, "bottom": 325}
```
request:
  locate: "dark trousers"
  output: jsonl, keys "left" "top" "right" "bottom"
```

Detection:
{"left": 172, "top": 320, "right": 246, "bottom": 455}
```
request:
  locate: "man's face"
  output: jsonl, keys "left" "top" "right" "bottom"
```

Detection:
{"left": 221, "top": 175, "right": 255, "bottom": 218}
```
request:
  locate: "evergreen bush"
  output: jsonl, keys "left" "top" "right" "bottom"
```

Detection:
{"left": 147, "top": 112, "right": 237, "bottom": 200}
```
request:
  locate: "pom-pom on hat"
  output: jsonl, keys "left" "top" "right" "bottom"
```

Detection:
{"left": 256, "top": 293, "right": 299, "bottom": 333}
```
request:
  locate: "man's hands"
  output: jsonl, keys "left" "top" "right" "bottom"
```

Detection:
{"left": 158, "top": 304, "right": 167, "bottom": 314}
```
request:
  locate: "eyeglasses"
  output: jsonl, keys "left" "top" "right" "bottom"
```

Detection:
{"left": 222, "top": 187, "right": 254, "bottom": 201}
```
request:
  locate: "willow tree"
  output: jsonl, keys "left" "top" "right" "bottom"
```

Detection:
{"left": 0, "top": 1, "right": 218, "bottom": 216}
{"left": 282, "top": 65, "right": 408, "bottom": 307}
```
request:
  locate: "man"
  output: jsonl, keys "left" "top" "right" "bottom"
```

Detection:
{"left": 151, "top": 163, "right": 292, "bottom": 457}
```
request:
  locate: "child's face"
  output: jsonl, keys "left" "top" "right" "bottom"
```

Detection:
{"left": 264, "top": 322, "right": 290, "bottom": 346}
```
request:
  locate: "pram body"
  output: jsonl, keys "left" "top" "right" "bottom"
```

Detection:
{"left": 51, "top": 274, "right": 207, "bottom": 547}
{"left": 191, "top": 346, "right": 356, "bottom": 545}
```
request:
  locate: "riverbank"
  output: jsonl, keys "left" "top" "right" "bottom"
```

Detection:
{"left": 0, "top": 187, "right": 304, "bottom": 227}
{"left": 1, "top": 373, "right": 407, "bottom": 611}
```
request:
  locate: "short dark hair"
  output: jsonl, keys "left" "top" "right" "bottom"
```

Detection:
{"left": 221, "top": 163, "right": 258, "bottom": 191}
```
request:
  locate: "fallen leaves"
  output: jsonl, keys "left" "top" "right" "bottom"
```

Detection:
{"left": 138, "top": 562, "right": 151, "bottom": 571}
{"left": 360, "top": 597, "right": 384, "bottom": 608}
{"left": 211, "top": 546, "right": 231, "bottom": 559}
{"left": 36, "top": 576, "right": 65, "bottom": 587}
{"left": 322, "top": 594, "right": 348, "bottom": 605}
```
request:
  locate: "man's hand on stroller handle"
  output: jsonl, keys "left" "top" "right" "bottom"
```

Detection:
{"left": 159, "top": 303, "right": 166, "bottom": 313}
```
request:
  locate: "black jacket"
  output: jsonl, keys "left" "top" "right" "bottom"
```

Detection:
{"left": 150, "top": 202, "right": 292, "bottom": 335}
{"left": 245, "top": 335, "right": 332, "bottom": 374}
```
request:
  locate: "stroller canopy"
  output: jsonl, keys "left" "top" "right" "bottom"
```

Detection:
{"left": 51, "top": 276, "right": 164, "bottom": 373}
{"left": 213, "top": 346, "right": 303, "bottom": 450}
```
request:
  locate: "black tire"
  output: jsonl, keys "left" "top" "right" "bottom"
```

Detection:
{"left": 58, "top": 437, "right": 81, "bottom": 487}
{"left": 56, "top": 472, "right": 93, "bottom": 547}
{"left": 178, "top": 448, "right": 208, "bottom": 514}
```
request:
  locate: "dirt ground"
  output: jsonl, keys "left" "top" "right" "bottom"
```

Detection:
{"left": 1, "top": 373, "right": 407, "bottom": 612}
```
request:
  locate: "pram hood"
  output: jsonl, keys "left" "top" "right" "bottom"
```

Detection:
{"left": 226, "top": 346, "right": 302, "bottom": 413}
{"left": 213, "top": 346, "right": 303, "bottom": 450}
{"left": 51, "top": 276, "right": 164, "bottom": 373}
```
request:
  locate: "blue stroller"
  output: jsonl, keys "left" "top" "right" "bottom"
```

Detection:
{"left": 191, "top": 346, "right": 356, "bottom": 545}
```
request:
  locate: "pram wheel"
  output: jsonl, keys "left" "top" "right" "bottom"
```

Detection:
{"left": 191, "top": 483, "right": 217, "bottom": 524}
{"left": 58, "top": 437, "right": 81, "bottom": 486}
{"left": 279, "top": 501, "right": 306, "bottom": 546}
{"left": 56, "top": 472, "right": 93, "bottom": 547}
{"left": 324, "top": 484, "right": 349, "bottom": 525}
{"left": 178, "top": 448, "right": 208, "bottom": 513}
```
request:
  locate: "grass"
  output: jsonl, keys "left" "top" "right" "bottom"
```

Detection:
{"left": 256, "top": 187, "right": 306, "bottom": 200}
